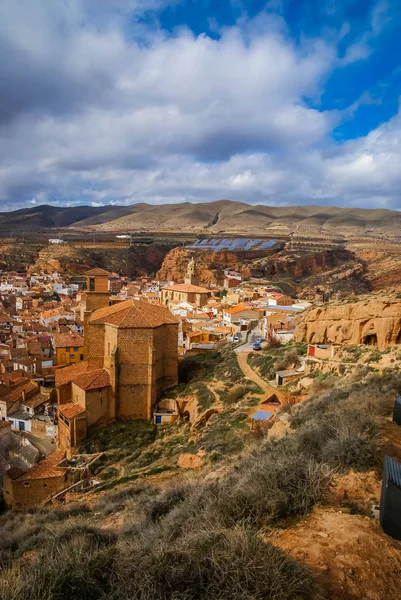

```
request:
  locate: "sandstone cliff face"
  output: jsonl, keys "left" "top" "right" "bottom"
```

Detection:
{"left": 30, "top": 244, "right": 173, "bottom": 276}
{"left": 156, "top": 246, "right": 369, "bottom": 297}
{"left": 250, "top": 249, "right": 355, "bottom": 279}
{"left": 294, "top": 297, "right": 401, "bottom": 350}
{"left": 156, "top": 248, "right": 243, "bottom": 284}
{"left": 353, "top": 250, "right": 401, "bottom": 291}
{"left": 0, "top": 243, "right": 40, "bottom": 272}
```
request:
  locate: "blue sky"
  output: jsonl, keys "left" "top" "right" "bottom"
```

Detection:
{"left": 0, "top": 0, "right": 400, "bottom": 210}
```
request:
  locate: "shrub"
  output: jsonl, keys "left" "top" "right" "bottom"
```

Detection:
{"left": 142, "top": 484, "right": 189, "bottom": 522}
{"left": 224, "top": 383, "right": 251, "bottom": 404}
{"left": 213, "top": 448, "right": 331, "bottom": 528}
{"left": 266, "top": 336, "right": 282, "bottom": 349}
{"left": 95, "top": 485, "right": 154, "bottom": 515}
{"left": 0, "top": 529, "right": 117, "bottom": 600}
{"left": 113, "top": 526, "right": 318, "bottom": 600}
{"left": 275, "top": 348, "right": 300, "bottom": 371}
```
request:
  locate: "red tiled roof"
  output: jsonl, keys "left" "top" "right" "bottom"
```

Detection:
{"left": 86, "top": 268, "right": 110, "bottom": 276}
{"left": 90, "top": 298, "right": 179, "bottom": 329}
{"left": 73, "top": 368, "right": 110, "bottom": 391}
{"left": 163, "top": 284, "right": 210, "bottom": 293}
{"left": 55, "top": 361, "right": 89, "bottom": 388}
{"left": 59, "top": 402, "right": 86, "bottom": 419}
{"left": 224, "top": 304, "right": 260, "bottom": 315}
{"left": 2, "top": 380, "right": 39, "bottom": 405}
{"left": 53, "top": 331, "right": 84, "bottom": 348}
{"left": 17, "top": 451, "right": 66, "bottom": 481}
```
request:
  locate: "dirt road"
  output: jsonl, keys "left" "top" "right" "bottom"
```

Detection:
{"left": 236, "top": 351, "right": 272, "bottom": 395}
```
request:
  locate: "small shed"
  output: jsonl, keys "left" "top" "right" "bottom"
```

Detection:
{"left": 250, "top": 409, "right": 273, "bottom": 431}
{"left": 393, "top": 396, "right": 401, "bottom": 426}
{"left": 275, "top": 369, "right": 301, "bottom": 387}
{"left": 153, "top": 408, "right": 179, "bottom": 425}
{"left": 380, "top": 456, "right": 401, "bottom": 540}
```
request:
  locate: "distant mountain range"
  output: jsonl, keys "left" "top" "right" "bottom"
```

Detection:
{"left": 1, "top": 200, "right": 401, "bottom": 241}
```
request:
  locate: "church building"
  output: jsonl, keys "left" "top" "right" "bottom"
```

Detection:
{"left": 161, "top": 258, "right": 211, "bottom": 308}
{"left": 56, "top": 269, "right": 179, "bottom": 455}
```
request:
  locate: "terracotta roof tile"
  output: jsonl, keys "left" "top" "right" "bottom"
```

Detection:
{"left": 90, "top": 298, "right": 179, "bottom": 329}
{"left": 55, "top": 361, "right": 89, "bottom": 388}
{"left": 72, "top": 368, "right": 110, "bottom": 391}
{"left": 163, "top": 284, "right": 210, "bottom": 293}
{"left": 59, "top": 402, "right": 86, "bottom": 419}
{"left": 17, "top": 451, "right": 66, "bottom": 481}
{"left": 86, "top": 268, "right": 110, "bottom": 276}
{"left": 3, "top": 380, "right": 39, "bottom": 405}
{"left": 22, "top": 393, "right": 50, "bottom": 409}
{"left": 53, "top": 331, "right": 84, "bottom": 348}
{"left": 224, "top": 304, "right": 260, "bottom": 315}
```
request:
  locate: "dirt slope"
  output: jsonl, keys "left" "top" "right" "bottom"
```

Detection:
{"left": 272, "top": 507, "right": 401, "bottom": 600}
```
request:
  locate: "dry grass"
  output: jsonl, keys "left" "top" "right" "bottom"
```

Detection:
{"left": 1, "top": 364, "right": 399, "bottom": 600}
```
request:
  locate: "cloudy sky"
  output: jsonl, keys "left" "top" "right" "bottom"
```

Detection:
{"left": 1, "top": 0, "right": 401, "bottom": 211}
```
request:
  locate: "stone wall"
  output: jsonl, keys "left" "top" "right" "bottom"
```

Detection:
{"left": 3, "top": 471, "right": 67, "bottom": 511}
{"left": 115, "top": 326, "right": 154, "bottom": 419}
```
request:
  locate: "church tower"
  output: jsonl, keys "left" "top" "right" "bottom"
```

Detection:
{"left": 85, "top": 268, "right": 110, "bottom": 313}
{"left": 83, "top": 268, "right": 110, "bottom": 360}
{"left": 184, "top": 258, "right": 199, "bottom": 285}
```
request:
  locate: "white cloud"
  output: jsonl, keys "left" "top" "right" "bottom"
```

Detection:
{"left": 0, "top": 0, "right": 399, "bottom": 210}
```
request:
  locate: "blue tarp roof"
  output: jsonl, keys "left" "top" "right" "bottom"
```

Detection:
{"left": 251, "top": 410, "right": 273, "bottom": 421}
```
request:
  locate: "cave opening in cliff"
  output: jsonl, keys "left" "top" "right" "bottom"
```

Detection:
{"left": 363, "top": 333, "right": 378, "bottom": 347}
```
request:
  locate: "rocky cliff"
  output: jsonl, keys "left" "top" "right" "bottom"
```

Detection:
{"left": 294, "top": 297, "right": 401, "bottom": 350}
{"left": 29, "top": 244, "right": 174, "bottom": 276}
{"left": 353, "top": 250, "right": 401, "bottom": 291}
{"left": 156, "top": 246, "right": 370, "bottom": 297}
{"left": 156, "top": 247, "right": 280, "bottom": 284}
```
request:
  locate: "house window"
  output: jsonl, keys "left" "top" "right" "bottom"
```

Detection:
{"left": 43, "top": 483, "right": 47, "bottom": 488}
{"left": 89, "top": 277, "right": 95, "bottom": 291}
{"left": 70, "top": 354, "right": 75, "bottom": 359}
{"left": 73, "top": 347, "right": 79, "bottom": 352}
{"left": 80, "top": 354, "right": 84, "bottom": 360}
{"left": 24, "top": 482, "right": 30, "bottom": 487}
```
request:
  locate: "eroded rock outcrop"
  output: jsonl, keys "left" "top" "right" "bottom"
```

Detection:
{"left": 294, "top": 297, "right": 401, "bottom": 350}
{"left": 30, "top": 244, "right": 173, "bottom": 276}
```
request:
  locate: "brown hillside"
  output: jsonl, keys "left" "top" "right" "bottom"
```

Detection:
{"left": 80, "top": 200, "right": 401, "bottom": 241}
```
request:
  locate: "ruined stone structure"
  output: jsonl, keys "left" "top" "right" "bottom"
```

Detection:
{"left": 57, "top": 270, "right": 179, "bottom": 455}
{"left": 294, "top": 297, "right": 401, "bottom": 351}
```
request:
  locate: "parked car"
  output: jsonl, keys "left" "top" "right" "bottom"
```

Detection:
{"left": 233, "top": 334, "right": 240, "bottom": 343}
{"left": 253, "top": 342, "right": 262, "bottom": 351}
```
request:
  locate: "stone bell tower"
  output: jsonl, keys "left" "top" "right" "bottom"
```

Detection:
{"left": 85, "top": 268, "right": 110, "bottom": 313}
{"left": 83, "top": 268, "right": 110, "bottom": 358}
{"left": 184, "top": 258, "right": 199, "bottom": 285}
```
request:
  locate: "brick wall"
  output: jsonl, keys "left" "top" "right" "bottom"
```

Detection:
{"left": 4, "top": 472, "right": 67, "bottom": 511}
{"left": 86, "top": 321, "right": 106, "bottom": 369}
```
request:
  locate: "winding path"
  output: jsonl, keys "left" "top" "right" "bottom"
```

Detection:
{"left": 236, "top": 351, "right": 271, "bottom": 394}
{"left": 236, "top": 349, "right": 294, "bottom": 406}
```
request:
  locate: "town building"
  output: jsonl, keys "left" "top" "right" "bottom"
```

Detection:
{"left": 161, "top": 259, "right": 211, "bottom": 308}
{"left": 52, "top": 330, "right": 85, "bottom": 366}
{"left": 56, "top": 269, "right": 179, "bottom": 455}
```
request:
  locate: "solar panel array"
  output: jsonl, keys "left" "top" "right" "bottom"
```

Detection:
{"left": 187, "top": 238, "right": 278, "bottom": 251}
